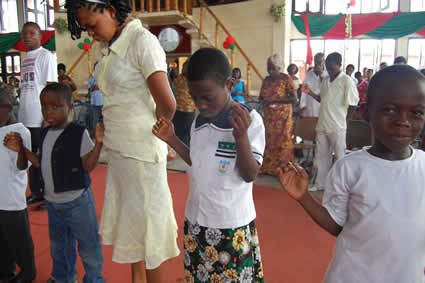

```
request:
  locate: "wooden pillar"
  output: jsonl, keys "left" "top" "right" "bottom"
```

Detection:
{"left": 215, "top": 23, "right": 219, "bottom": 48}
{"left": 165, "top": 0, "right": 170, "bottom": 11}
{"left": 183, "top": 0, "right": 187, "bottom": 16}
{"left": 247, "top": 64, "right": 251, "bottom": 96}
{"left": 199, "top": 6, "right": 203, "bottom": 41}
{"left": 88, "top": 48, "right": 92, "bottom": 76}
{"left": 140, "top": 0, "right": 145, "bottom": 12}
{"left": 132, "top": 0, "right": 136, "bottom": 16}
{"left": 231, "top": 49, "right": 235, "bottom": 70}
{"left": 53, "top": 0, "right": 59, "bottom": 12}
{"left": 147, "top": 0, "right": 153, "bottom": 12}
{"left": 172, "top": 0, "right": 178, "bottom": 10}
{"left": 156, "top": 0, "right": 161, "bottom": 11}
{"left": 187, "top": 0, "right": 192, "bottom": 15}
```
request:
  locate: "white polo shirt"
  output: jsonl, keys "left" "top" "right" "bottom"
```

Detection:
{"left": 0, "top": 123, "right": 31, "bottom": 211}
{"left": 316, "top": 72, "right": 359, "bottom": 133}
{"left": 186, "top": 106, "right": 266, "bottom": 229}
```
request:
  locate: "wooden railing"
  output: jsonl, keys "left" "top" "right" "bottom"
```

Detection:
{"left": 198, "top": 0, "right": 263, "bottom": 95}
{"left": 133, "top": 0, "right": 193, "bottom": 16}
{"left": 66, "top": 41, "right": 95, "bottom": 78}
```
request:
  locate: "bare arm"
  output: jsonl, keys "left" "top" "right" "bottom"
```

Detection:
{"left": 81, "top": 124, "right": 104, "bottom": 172}
{"left": 230, "top": 103, "right": 259, "bottom": 182}
{"left": 147, "top": 71, "right": 176, "bottom": 120}
{"left": 277, "top": 165, "right": 342, "bottom": 237}
{"left": 346, "top": 105, "right": 356, "bottom": 124}
{"left": 152, "top": 118, "right": 192, "bottom": 166}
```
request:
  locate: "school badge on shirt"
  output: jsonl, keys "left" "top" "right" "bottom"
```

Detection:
{"left": 219, "top": 160, "right": 230, "bottom": 173}
{"left": 216, "top": 141, "right": 236, "bottom": 174}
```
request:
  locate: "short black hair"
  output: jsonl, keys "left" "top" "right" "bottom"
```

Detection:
{"left": 368, "top": 64, "right": 425, "bottom": 106}
{"left": 65, "top": 0, "right": 132, "bottom": 40}
{"left": 326, "top": 52, "right": 342, "bottom": 65}
{"left": 58, "top": 63, "right": 66, "bottom": 72}
{"left": 41, "top": 83, "right": 73, "bottom": 104}
{"left": 287, "top": 64, "right": 298, "bottom": 75}
{"left": 22, "top": 22, "right": 41, "bottom": 33}
{"left": 394, "top": 56, "right": 407, "bottom": 65}
{"left": 420, "top": 69, "right": 425, "bottom": 76}
{"left": 187, "top": 48, "right": 231, "bottom": 87}
{"left": 354, "top": 71, "right": 362, "bottom": 79}
{"left": 346, "top": 64, "right": 355, "bottom": 70}
{"left": 314, "top": 52, "right": 324, "bottom": 63}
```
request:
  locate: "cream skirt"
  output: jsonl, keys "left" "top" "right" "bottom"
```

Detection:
{"left": 99, "top": 150, "right": 180, "bottom": 269}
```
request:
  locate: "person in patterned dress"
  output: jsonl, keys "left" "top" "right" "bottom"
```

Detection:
{"left": 259, "top": 54, "right": 297, "bottom": 176}
{"left": 153, "top": 48, "right": 266, "bottom": 283}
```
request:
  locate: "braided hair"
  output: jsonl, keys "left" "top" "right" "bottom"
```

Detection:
{"left": 65, "top": 0, "right": 132, "bottom": 40}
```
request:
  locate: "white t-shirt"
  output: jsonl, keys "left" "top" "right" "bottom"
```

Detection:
{"left": 19, "top": 47, "right": 58, "bottom": 127}
{"left": 323, "top": 148, "right": 425, "bottom": 283}
{"left": 186, "top": 107, "right": 266, "bottom": 229}
{"left": 316, "top": 72, "right": 359, "bottom": 133}
{"left": 0, "top": 123, "right": 31, "bottom": 211}
{"left": 300, "top": 69, "right": 324, "bottom": 117}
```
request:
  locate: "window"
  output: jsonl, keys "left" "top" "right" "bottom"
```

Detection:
{"left": 1, "top": 53, "right": 21, "bottom": 83}
{"left": 0, "top": 0, "right": 19, "bottom": 32}
{"left": 292, "top": 0, "right": 399, "bottom": 15}
{"left": 411, "top": 0, "right": 425, "bottom": 11}
{"left": 290, "top": 38, "right": 396, "bottom": 80}
{"left": 24, "top": 0, "right": 55, "bottom": 29}
{"left": 408, "top": 39, "right": 425, "bottom": 69}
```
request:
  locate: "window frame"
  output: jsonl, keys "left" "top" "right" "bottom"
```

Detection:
{"left": 1, "top": 52, "right": 21, "bottom": 84}
{"left": 292, "top": 0, "right": 399, "bottom": 15}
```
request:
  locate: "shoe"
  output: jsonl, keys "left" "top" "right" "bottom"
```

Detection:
{"left": 36, "top": 202, "right": 47, "bottom": 210}
{"left": 26, "top": 195, "right": 44, "bottom": 205}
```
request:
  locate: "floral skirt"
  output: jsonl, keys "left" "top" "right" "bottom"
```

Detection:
{"left": 183, "top": 219, "right": 265, "bottom": 283}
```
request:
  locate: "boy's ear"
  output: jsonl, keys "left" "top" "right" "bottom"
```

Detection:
{"left": 226, "top": 77, "right": 236, "bottom": 92}
{"left": 68, "top": 103, "right": 73, "bottom": 114}
{"left": 360, "top": 103, "right": 369, "bottom": 122}
{"left": 105, "top": 6, "right": 117, "bottom": 19}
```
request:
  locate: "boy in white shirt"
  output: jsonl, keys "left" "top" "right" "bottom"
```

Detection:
{"left": 0, "top": 90, "right": 35, "bottom": 283}
{"left": 279, "top": 64, "right": 425, "bottom": 283}
{"left": 301, "top": 52, "right": 359, "bottom": 191}
{"left": 19, "top": 22, "right": 58, "bottom": 207}
{"left": 153, "top": 48, "right": 266, "bottom": 282}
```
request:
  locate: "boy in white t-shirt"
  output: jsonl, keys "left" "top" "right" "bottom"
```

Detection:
{"left": 19, "top": 22, "right": 58, "bottom": 207}
{"left": 279, "top": 64, "right": 425, "bottom": 283}
{"left": 0, "top": 90, "right": 36, "bottom": 283}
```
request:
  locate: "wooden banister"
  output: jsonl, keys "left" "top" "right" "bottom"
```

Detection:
{"left": 132, "top": 0, "right": 136, "bottom": 16}
{"left": 198, "top": 0, "right": 264, "bottom": 94}
{"left": 215, "top": 23, "right": 219, "bottom": 48}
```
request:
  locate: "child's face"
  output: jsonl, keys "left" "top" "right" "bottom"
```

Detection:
{"left": 365, "top": 78, "right": 425, "bottom": 155}
{"left": 232, "top": 70, "right": 241, "bottom": 80}
{"left": 40, "top": 91, "right": 72, "bottom": 129}
{"left": 188, "top": 79, "right": 233, "bottom": 120}
{"left": 22, "top": 25, "right": 41, "bottom": 51}
{"left": 0, "top": 105, "right": 12, "bottom": 127}
{"left": 76, "top": 6, "right": 119, "bottom": 42}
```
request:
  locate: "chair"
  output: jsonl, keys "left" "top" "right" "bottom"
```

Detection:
{"left": 346, "top": 120, "right": 372, "bottom": 150}
{"left": 293, "top": 117, "right": 318, "bottom": 149}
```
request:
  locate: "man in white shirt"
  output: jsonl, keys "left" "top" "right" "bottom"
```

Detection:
{"left": 300, "top": 52, "right": 325, "bottom": 118}
{"left": 302, "top": 52, "right": 359, "bottom": 191}
{"left": 19, "top": 22, "right": 57, "bottom": 206}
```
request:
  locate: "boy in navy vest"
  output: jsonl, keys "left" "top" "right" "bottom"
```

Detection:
{"left": 4, "top": 83, "right": 105, "bottom": 283}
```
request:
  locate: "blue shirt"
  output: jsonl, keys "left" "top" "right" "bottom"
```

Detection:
{"left": 231, "top": 81, "right": 245, "bottom": 103}
{"left": 88, "top": 76, "right": 104, "bottom": 106}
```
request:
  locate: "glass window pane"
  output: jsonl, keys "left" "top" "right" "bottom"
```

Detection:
{"left": 344, "top": 39, "right": 360, "bottom": 71}
{"left": 26, "top": 0, "right": 34, "bottom": 9}
{"left": 309, "top": 0, "right": 321, "bottom": 13}
{"left": 294, "top": 0, "right": 307, "bottom": 12}
{"left": 14, "top": 56, "right": 21, "bottom": 73}
{"left": 6, "top": 56, "right": 12, "bottom": 74}
{"left": 359, "top": 40, "right": 381, "bottom": 73}
{"left": 37, "top": 13, "right": 45, "bottom": 29}
{"left": 408, "top": 39, "right": 425, "bottom": 69}
{"left": 49, "top": 9, "right": 55, "bottom": 25}
{"left": 325, "top": 0, "right": 347, "bottom": 14}
{"left": 1, "top": 0, "right": 19, "bottom": 32}
{"left": 381, "top": 39, "right": 395, "bottom": 67}
{"left": 411, "top": 0, "right": 425, "bottom": 11}
{"left": 27, "top": 11, "right": 35, "bottom": 22}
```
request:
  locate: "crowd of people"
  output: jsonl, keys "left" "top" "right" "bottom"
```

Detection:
{"left": 1, "top": 1, "right": 425, "bottom": 283}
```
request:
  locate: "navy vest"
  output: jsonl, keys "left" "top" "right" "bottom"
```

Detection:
{"left": 40, "top": 123, "right": 91, "bottom": 193}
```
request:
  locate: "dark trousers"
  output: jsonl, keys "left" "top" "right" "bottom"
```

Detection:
{"left": 0, "top": 209, "right": 36, "bottom": 281}
{"left": 172, "top": 110, "right": 195, "bottom": 146}
{"left": 27, "top": 127, "right": 43, "bottom": 199}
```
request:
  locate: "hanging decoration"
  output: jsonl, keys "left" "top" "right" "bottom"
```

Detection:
{"left": 222, "top": 35, "right": 236, "bottom": 50}
{"left": 77, "top": 38, "right": 92, "bottom": 51}
{"left": 52, "top": 18, "right": 68, "bottom": 34}
{"left": 292, "top": 11, "right": 425, "bottom": 39}
{"left": 345, "top": 0, "right": 355, "bottom": 39}
{"left": 269, "top": 2, "right": 286, "bottom": 22}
